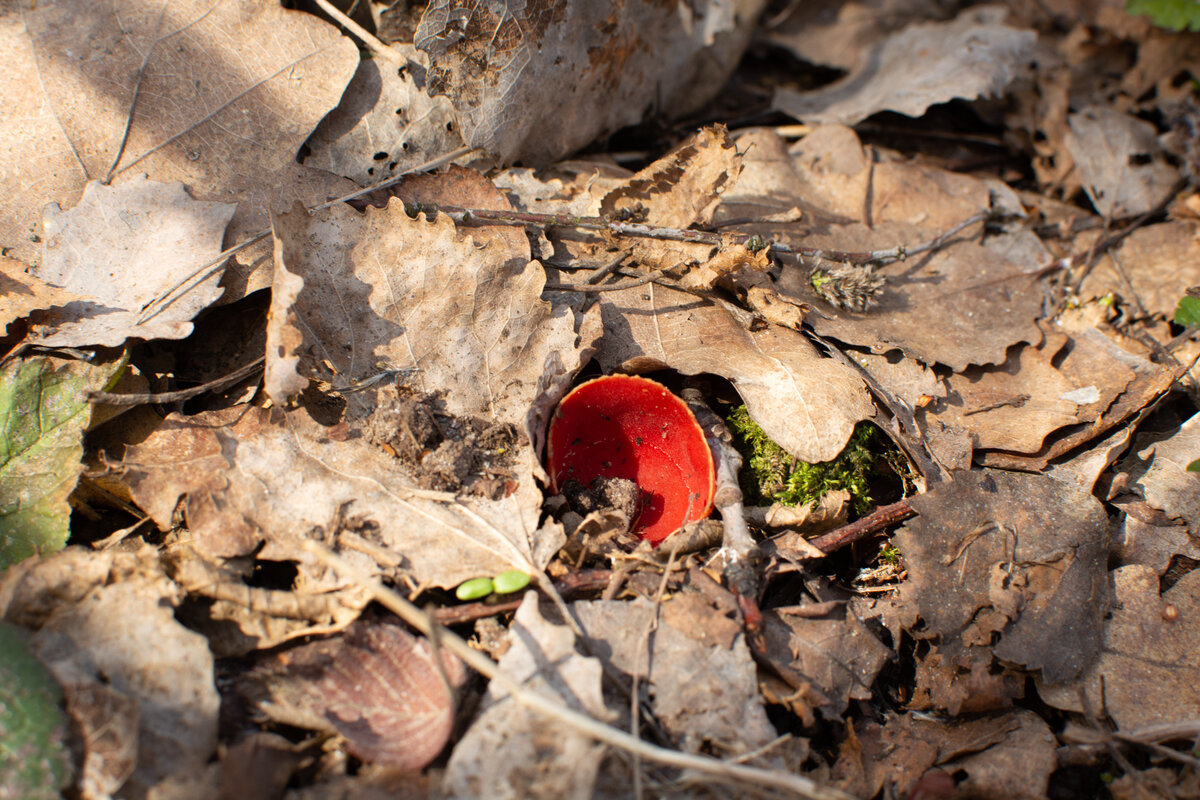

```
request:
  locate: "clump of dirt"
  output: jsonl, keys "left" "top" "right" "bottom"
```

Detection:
{"left": 365, "top": 384, "right": 520, "bottom": 498}
{"left": 561, "top": 476, "right": 643, "bottom": 522}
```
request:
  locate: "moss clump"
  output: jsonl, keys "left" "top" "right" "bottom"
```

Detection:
{"left": 726, "top": 406, "right": 896, "bottom": 515}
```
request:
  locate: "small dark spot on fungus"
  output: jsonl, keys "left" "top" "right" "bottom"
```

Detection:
{"left": 546, "top": 374, "right": 715, "bottom": 543}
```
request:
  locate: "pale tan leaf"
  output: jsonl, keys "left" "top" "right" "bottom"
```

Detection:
{"left": 3, "top": 0, "right": 358, "bottom": 280}
{"left": 774, "top": 7, "right": 1035, "bottom": 126}
{"left": 32, "top": 177, "right": 234, "bottom": 347}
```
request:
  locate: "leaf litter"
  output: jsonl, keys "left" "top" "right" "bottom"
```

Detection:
{"left": 3, "top": 1, "right": 1200, "bottom": 798}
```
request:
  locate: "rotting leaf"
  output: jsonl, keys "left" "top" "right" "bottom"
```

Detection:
{"left": 835, "top": 710, "right": 1056, "bottom": 800}
{"left": 242, "top": 620, "right": 465, "bottom": 770}
{"left": 0, "top": 355, "right": 123, "bottom": 569}
{"left": 32, "top": 177, "right": 235, "bottom": 348}
{"left": 120, "top": 404, "right": 562, "bottom": 591}
{"left": 773, "top": 7, "right": 1035, "bottom": 126}
{"left": 444, "top": 593, "right": 614, "bottom": 799}
{"left": 1040, "top": 565, "right": 1200, "bottom": 730}
{"left": 4, "top": 0, "right": 358, "bottom": 284}
{"left": 413, "top": 0, "right": 763, "bottom": 164}
{"left": 1124, "top": 411, "right": 1200, "bottom": 533}
{"left": 896, "top": 470, "right": 1109, "bottom": 683}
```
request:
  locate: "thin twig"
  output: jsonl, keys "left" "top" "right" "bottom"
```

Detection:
{"left": 312, "top": 0, "right": 403, "bottom": 65}
{"left": 410, "top": 204, "right": 991, "bottom": 267}
{"left": 544, "top": 269, "right": 668, "bottom": 293}
{"left": 808, "top": 498, "right": 915, "bottom": 554}
{"left": 301, "top": 540, "right": 853, "bottom": 800}
{"left": 87, "top": 357, "right": 264, "bottom": 406}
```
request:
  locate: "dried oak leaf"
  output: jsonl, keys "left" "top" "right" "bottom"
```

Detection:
{"left": 931, "top": 326, "right": 1135, "bottom": 457}
{"left": 31, "top": 177, "right": 234, "bottom": 348}
{"left": 1064, "top": 106, "right": 1181, "bottom": 219}
{"left": 3, "top": 0, "right": 358, "bottom": 286}
{"left": 444, "top": 594, "right": 614, "bottom": 800}
{"left": 1040, "top": 565, "right": 1200, "bottom": 730}
{"left": 774, "top": 7, "right": 1035, "bottom": 126}
{"left": 571, "top": 596, "right": 777, "bottom": 758}
{"left": 303, "top": 49, "right": 464, "bottom": 186}
{"left": 761, "top": 606, "right": 892, "bottom": 720}
{"left": 1124, "top": 411, "right": 1200, "bottom": 533}
{"left": 413, "top": 0, "right": 764, "bottom": 164}
{"left": 120, "top": 404, "right": 559, "bottom": 591}
{"left": 243, "top": 620, "right": 465, "bottom": 770}
{"left": 896, "top": 470, "right": 1109, "bottom": 683}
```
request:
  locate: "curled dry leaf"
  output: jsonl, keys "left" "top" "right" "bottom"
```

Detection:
{"left": 413, "top": 0, "right": 766, "bottom": 164}
{"left": 243, "top": 621, "right": 466, "bottom": 770}
{"left": 33, "top": 177, "right": 234, "bottom": 348}
{"left": 774, "top": 7, "right": 1035, "bottom": 126}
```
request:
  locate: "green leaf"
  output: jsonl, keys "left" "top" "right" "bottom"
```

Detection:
{"left": 1126, "top": 0, "right": 1200, "bottom": 31}
{"left": 0, "top": 622, "right": 73, "bottom": 798}
{"left": 1174, "top": 295, "right": 1200, "bottom": 328}
{"left": 1187, "top": 458, "right": 1200, "bottom": 473}
{"left": 0, "top": 356, "right": 122, "bottom": 568}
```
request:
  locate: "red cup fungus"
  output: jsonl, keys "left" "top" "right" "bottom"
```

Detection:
{"left": 547, "top": 374, "right": 716, "bottom": 543}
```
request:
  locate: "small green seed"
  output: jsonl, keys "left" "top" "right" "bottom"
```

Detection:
{"left": 456, "top": 577, "right": 494, "bottom": 601}
{"left": 493, "top": 570, "right": 531, "bottom": 594}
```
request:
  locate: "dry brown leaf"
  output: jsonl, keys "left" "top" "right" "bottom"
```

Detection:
{"left": 763, "top": 0, "right": 935, "bottom": 72}
{"left": 3, "top": 0, "right": 358, "bottom": 281}
{"left": 444, "top": 593, "right": 613, "bottom": 800}
{"left": 1125, "top": 411, "right": 1200, "bottom": 533}
{"left": 572, "top": 596, "right": 777, "bottom": 757}
{"left": 242, "top": 620, "right": 465, "bottom": 770}
{"left": 1064, "top": 106, "right": 1180, "bottom": 219}
{"left": 897, "top": 470, "right": 1109, "bottom": 683}
{"left": 774, "top": 7, "right": 1035, "bottom": 126}
{"left": 911, "top": 645, "right": 1024, "bottom": 716}
{"left": 1040, "top": 565, "right": 1200, "bottom": 730}
{"left": 835, "top": 710, "right": 1056, "bottom": 800}
{"left": 30, "top": 177, "right": 234, "bottom": 347}
{"left": 594, "top": 282, "right": 875, "bottom": 462}
{"left": 761, "top": 606, "right": 892, "bottom": 719}
{"left": 303, "top": 51, "right": 465, "bottom": 186}
{"left": 413, "top": 0, "right": 765, "bottom": 164}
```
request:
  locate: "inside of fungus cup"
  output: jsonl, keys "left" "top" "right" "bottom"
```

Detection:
{"left": 546, "top": 374, "right": 715, "bottom": 543}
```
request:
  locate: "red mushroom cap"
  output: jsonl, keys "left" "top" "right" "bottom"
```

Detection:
{"left": 547, "top": 375, "right": 716, "bottom": 543}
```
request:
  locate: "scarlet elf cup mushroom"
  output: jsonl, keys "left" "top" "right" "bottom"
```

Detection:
{"left": 547, "top": 375, "right": 716, "bottom": 543}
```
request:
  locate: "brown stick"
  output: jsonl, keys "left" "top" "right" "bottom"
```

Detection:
{"left": 808, "top": 497, "right": 915, "bottom": 554}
